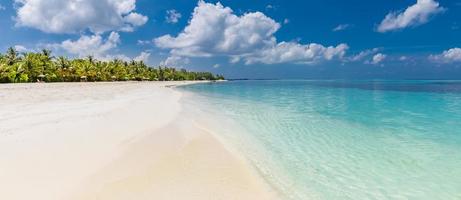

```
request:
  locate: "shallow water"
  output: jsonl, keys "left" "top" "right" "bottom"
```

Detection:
{"left": 179, "top": 80, "right": 461, "bottom": 200}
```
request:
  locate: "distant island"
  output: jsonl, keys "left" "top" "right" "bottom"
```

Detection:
{"left": 0, "top": 47, "right": 224, "bottom": 83}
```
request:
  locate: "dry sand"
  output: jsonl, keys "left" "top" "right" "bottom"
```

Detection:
{"left": 0, "top": 82, "right": 277, "bottom": 200}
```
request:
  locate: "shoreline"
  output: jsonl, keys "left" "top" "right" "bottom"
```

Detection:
{"left": 0, "top": 82, "right": 277, "bottom": 200}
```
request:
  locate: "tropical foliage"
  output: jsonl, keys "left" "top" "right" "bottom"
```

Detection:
{"left": 0, "top": 47, "right": 224, "bottom": 83}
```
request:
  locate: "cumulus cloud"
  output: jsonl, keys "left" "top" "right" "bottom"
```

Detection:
{"left": 333, "top": 24, "right": 351, "bottom": 32}
{"left": 155, "top": 1, "right": 347, "bottom": 65}
{"left": 377, "top": 0, "right": 444, "bottom": 33}
{"left": 137, "top": 40, "right": 151, "bottom": 45}
{"left": 165, "top": 9, "right": 182, "bottom": 24}
{"left": 57, "top": 32, "right": 121, "bottom": 58}
{"left": 348, "top": 48, "right": 380, "bottom": 62}
{"left": 14, "top": 45, "right": 29, "bottom": 52}
{"left": 14, "top": 0, "right": 148, "bottom": 34}
{"left": 429, "top": 48, "right": 461, "bottom": 63}
{"left": 42, "top": 31, "right": 149, "bottom": 62}
{"left": 101, "top": 52, "right": 152, "bottom": 62}
{"left": 370, "top": 53, "right": 387, "bottom": 65}
{"left": 134, "top": 51, "right": 151, "bottom": 62}
{"left": 244, "top": 42, "right": 349, "bottom": 65}
{"left": 160, "top": 56, "right": 190, "bottom": 67}
{"left": 155, "top": 1, "right": 280, "bottom": 57}
{"left": 123, "top": 12, "right": 148, "bottom": 28}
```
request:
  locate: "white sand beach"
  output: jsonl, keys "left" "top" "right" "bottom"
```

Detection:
{"left": 0, "top": 82, "right": 277, "bottom": 200}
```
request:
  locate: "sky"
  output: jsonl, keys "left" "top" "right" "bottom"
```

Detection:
{"left": 0, "top": 0, "right": 460, "bottom": 79}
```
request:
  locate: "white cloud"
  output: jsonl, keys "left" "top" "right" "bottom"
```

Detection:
{"left": 155, "top": 1, "right": 347, "bottom": 65}
{"left": 160, "top": 56, "right": 190, "bottom": 67}
{"left": 229, "top": 56, "right": 241, "bottom": 64}
{"left": 99, "top": 52, "right": 150, "bottom": 62}
{"left": 0, "top": 4, "right": 6, "bottom": 10}
{"left": 377, "top": 0, "right": 444, "bottom": 33}
{"left": 399, "top": 56, "right": 408, "bottom": 61}
{"left": 429, "top": 48, "right": 461, "bottom": 63}
{"left": 137, "top": 40, "right": 151, "bottom": 45}
{"left": 102, "top": 54, "right": 132, "bottom": 61}
{"left": 213, "top": 64, "right": 220, "bottom": 68}
{"left": 348, "top": 48, "right": 380, "bottom": 62}
{"left": 244, "top": 42, "right": 349, "bottom": 65}
{"left": 370, "top": 53, "right": 387, "bottom": 65}
{"left": 165, "top": 9, "right": 182, "bottom": 24}
{"left": 14, "top": 45, "right": 28, "bottom": 52}
{"left": 124, "top": 12, "right": 148, "bottom": 27}
{"left": 51, "top": 34, "right": 151, "bottom": 62}
{"left": 155, "top": 1, "right": 280, "bottom": 57}
{"left": 134, "top": 51, "right": 151, "bottom": 62}
{"left": 14, "top": 0, "right": 148, "bottom": 34}
{"left": 333, "top": 24, "right": 351, "bottom": 32}
{"left": 54, "top": 32, "right": 121, "bottom": 59}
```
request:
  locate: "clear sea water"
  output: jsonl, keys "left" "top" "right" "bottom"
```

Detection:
{"left": 178, "top": 80, "right": 461, "bottom": 200}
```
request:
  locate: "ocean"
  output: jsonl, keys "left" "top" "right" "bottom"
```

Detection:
{"left": 178, "top": 80, "right": 461, "bottom": 200}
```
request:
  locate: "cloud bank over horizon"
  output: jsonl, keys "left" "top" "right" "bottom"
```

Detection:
{"left": 430, "top": 48, "right": 461, "bottom": 63}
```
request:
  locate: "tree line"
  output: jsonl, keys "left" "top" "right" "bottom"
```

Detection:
{"left": 0, "top": 47, "right": 224, "bottom": 83}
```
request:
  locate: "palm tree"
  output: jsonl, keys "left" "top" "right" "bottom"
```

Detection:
{"left": 33, "top": 49, "right": 55, "bottom": 82}
{"left": 5, "top": 47, "right": 19, "bottom": 65}
{"left": 56, "top": 56, "right": 70, "bottom": 81}
{"left": 86, "top": 55, "right": 95, "bottom": 65}
{"left": 0, "top": 49, "right": 224, "bottom": 83}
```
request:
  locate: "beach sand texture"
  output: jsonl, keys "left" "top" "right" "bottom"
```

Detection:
{"left": 0, "top": 82, "right": 276, "bottom": 200}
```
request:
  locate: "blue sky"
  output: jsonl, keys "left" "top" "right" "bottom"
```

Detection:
{"left": 0, "top": 0, "right": 460, "bottom": 79}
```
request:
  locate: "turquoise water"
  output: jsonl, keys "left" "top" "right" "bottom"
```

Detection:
{"left": 179, "top": 80, "right": 461, "bottom": 200}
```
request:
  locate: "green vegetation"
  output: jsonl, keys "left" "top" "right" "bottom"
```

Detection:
{"left": 0, "top": 47, "right": 224, "bottom": 83}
